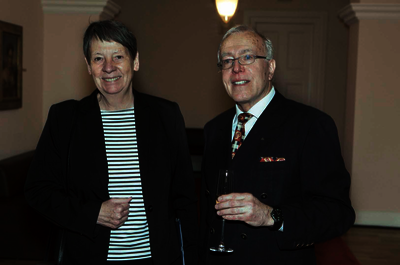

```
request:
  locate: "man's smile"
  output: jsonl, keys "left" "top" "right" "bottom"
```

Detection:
{"left": 232, "top": 80, "right": 250, "bottom": 85}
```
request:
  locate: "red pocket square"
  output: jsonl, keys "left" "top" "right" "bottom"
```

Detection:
{"left": 260, "top": 157, "right": 286, "bottom": 162}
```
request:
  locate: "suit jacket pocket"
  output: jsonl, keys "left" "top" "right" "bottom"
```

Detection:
{"left": 258, "top": 160, "right": 288, "bottom": 171}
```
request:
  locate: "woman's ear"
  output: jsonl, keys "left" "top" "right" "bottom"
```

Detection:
{"left": 85, "top": 57, "right": 92, "bottom": 75}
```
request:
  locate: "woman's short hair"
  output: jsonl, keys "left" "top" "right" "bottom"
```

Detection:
{"left": 83, "top": 20, "right": 137, "bottom": 63}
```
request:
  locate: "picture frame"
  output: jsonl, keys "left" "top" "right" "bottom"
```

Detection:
{"left": 0, "top": 20, "right": 22, "bottom": 110}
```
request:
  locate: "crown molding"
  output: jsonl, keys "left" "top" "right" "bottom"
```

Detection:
{"left": 42, "top": 0, "right": 120, "bottom": 19}
{"left": 100, "top": 0, "right": 120, "bottom": 20}
{"left": 339, "top": 3, "right": 400, "bottom": 26}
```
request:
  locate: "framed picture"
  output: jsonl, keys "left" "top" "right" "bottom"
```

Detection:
{"left": 0, "top": 20, "right": 22, "bottom": 110}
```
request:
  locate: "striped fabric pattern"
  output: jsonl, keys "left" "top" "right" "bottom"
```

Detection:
{"left": 101, "top": 108, "right": 152, "bottom": 261}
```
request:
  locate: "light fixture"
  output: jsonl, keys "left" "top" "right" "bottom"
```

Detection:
{"left": 215, "top": 0, "right": 238, "bottom": 23}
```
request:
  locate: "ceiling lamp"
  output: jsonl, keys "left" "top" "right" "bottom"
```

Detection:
{"left": 215, "top": 0, "right": 239, "bottom": 23}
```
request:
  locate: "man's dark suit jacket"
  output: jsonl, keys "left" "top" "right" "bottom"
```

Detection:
{"left": 199, "top": 91, "right": 355, "bottom": 265}
{"left": 25, "top": 89, "right": 198, "bottom": 265}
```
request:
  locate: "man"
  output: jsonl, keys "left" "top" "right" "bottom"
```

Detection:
{"left": 199, "top": 25, "right": 355, "bottom": 264}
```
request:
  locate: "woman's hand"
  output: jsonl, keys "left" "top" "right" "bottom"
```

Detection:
{"left": 97, "top": 197, "right": 132, "bottom": 229}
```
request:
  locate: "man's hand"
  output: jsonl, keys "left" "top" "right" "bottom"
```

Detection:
{"left": 97, "top": 197, "right": 132, "bottom": 229}
{"left": 215, "top": 193, "right": 274, "bottom": 227}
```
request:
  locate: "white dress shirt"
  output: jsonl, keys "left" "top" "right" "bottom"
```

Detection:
{"left": 231, "top": 87, "right": 275, "bottom": 141}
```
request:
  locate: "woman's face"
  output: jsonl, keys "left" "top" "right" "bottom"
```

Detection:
{"left": 85, "top": 38, "right": 139, "bottom": 96}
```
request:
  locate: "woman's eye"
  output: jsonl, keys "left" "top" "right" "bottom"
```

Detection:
{"left": 114, "top": 55, "right": 123, "bottom": 60}
{"left": 93, "top": 57, "right": 102, "bottom": 62}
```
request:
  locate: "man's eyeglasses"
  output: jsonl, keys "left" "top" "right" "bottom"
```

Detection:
{"left": 217, "top": 54, "right": 268, "bottom": 70}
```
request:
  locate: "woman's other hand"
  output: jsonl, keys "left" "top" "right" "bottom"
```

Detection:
{"left": 97, "top": 197, "right": 132, "bottom": 229}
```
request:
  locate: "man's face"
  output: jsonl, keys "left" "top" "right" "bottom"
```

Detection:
{"left": 85, "top": 38, "right": 139, "bottom": 96}
{"left": 220, "top": 32, "right": 276, "bottom": 112}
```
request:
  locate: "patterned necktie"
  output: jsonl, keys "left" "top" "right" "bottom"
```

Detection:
{"left": 231, "top": 113, "right": 253, "bottom": 158}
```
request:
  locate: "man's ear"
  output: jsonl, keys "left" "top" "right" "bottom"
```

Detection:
{"left": 84, "top": 57, "right": 92, "bottom": 75}
{"left": 133, "top": 52, "right": 139, "bottom": 71}
{"left": 268, "top": 59, "right": 276, "bottom": 80}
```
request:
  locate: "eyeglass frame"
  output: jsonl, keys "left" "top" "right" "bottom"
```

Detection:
{"left": 217, "top": 54, "right": 269, "bottom": 70}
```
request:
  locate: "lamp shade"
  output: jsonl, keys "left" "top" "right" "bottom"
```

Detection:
{"left": 215, "top": 0, "right": 238, "bottom": 23}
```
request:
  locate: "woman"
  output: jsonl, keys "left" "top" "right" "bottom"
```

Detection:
{"left": 25, "top": 20, "right": 198, "bottom": 265}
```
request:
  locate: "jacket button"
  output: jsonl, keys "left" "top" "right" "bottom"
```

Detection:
{"left": 240, "top": 233, "right": 247, "bottom": 239}
{"left": 147, "top": 205, "right": 153, "bottom": 212}
{"left": 210, "top": 228, "right": 215, "bottom": 234}
{"left": 261, "top": 193, "right": 267, "bottom": 199}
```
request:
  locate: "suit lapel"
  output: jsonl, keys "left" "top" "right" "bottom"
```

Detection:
{"left": 231, "top": 91, "right": 289, "bottom": 164}
{"left": 217, "top": 108, "right": 236, "bottom": 170}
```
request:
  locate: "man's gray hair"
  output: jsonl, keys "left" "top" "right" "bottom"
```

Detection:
{"left": 217, "top": 25, "right": 273, "bottom": 64}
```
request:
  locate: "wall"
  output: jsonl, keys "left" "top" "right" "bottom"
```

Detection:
{"left": 0, "top": 0, "right": 43, "bottom": 160}
{"left": 43, "top": 14, "right": 97, "bottom": 124}
{"left": 353, "top": 19, "right": 400, "bottom": 211}
{"left": 353, "top": 19, "right": 400, "bottom": 224}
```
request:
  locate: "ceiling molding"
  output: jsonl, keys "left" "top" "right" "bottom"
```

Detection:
{"left": 100, "top": 0, "right": 120, "bottom": 20}
{"left": 339, "top": 3, "right": 400, "bottom": 26}
{"left": 42, "top": 0, "right": 120, "bottom": 19}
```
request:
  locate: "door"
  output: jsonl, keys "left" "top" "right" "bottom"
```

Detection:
{"left": 245, "top": 11, "right": 327, "bottom": 110}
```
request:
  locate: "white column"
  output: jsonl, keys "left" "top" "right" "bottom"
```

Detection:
{"left": 339, "top": 3, "right": 400, "bottom": 227}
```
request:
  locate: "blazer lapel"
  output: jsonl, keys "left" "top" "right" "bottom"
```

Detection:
{"left": 74, "top": 90, "right": 109, "bottom": 198}
{"left": 131, "top": 91, "right": 153, "bottom": 204}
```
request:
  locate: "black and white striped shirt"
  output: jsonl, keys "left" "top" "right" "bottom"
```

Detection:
{"left": 101, "top": 107, "right": 152, "bottom": 261}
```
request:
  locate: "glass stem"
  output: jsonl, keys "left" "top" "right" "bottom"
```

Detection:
{"left": 220, "top": 218, "right": 225, "bottom": 246}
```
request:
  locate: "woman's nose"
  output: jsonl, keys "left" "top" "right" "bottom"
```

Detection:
{"left": 102, "top": 59, "right": 115, "bottom": 73}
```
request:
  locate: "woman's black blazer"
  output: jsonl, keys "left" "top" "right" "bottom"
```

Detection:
{"left": 25, "top": 89, "right": 198, "bottom": 265}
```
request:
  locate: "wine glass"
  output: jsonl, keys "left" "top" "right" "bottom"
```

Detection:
{"left": 210, "top": 169, "right": 234, "bottom": 253}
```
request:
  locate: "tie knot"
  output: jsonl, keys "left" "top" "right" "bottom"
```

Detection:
{"left": 238, "top": 113, "right": 253, "bottom": 124}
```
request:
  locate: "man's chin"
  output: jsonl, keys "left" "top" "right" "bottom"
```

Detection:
{"left": 233, "top": 99, "right": 252, "bottom": 112}
{"left": 232, "top": 95, "right": 250, "bottom": 105}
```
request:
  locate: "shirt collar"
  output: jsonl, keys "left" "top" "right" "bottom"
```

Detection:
{"left": 235, "top": 86, "right": 275, "bottom": 119}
